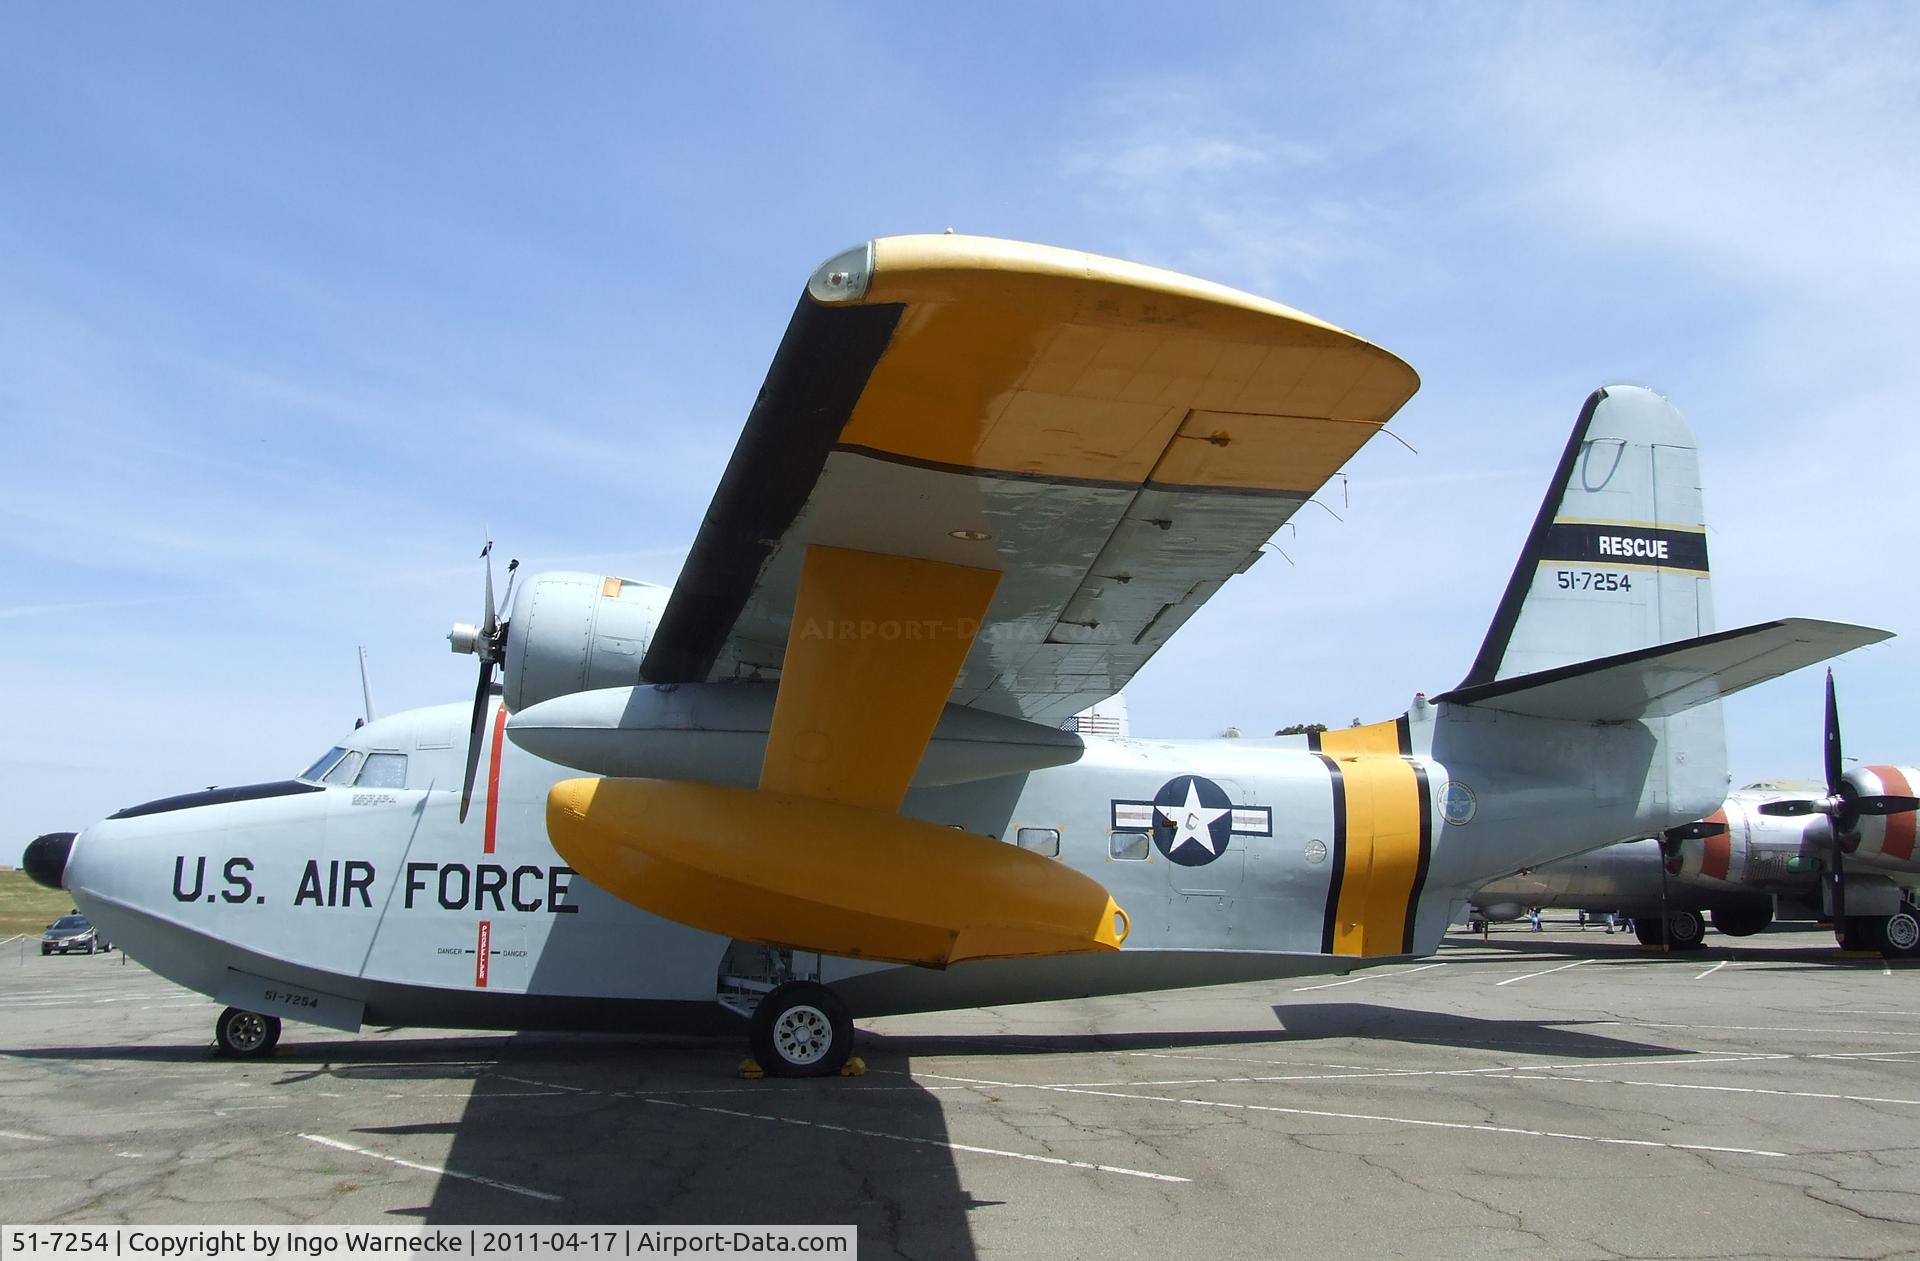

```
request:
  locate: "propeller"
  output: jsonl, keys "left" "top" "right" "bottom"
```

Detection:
{"left": 1649, "top": 817, "right": 1730, "bottom": 947}
{"left": 448, "top": 541, "right": 519, "bottom": 823}
{"left": 1754, "top": 670, "right": 1920, "bottom": 945}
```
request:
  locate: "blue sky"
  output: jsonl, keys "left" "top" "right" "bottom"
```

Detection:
{"left": 4, "top": 4, "right": 1916, "bottom": 838}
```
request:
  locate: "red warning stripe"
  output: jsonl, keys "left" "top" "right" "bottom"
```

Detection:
{"left": 475, "top": 920, "right": 491, "bottom": 988}
{"left": 483, "top": 704, "right": 509, "bottom": 855}
{"left": 1868, "top": 766, "right": 1916, "bottom": 862}
{"left": 1701, "top": 809, "right": 1731, "bottom": 881}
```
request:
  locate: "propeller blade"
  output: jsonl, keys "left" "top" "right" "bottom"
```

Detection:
{"left": 1832, "top": 826, "right": 1849, "bottom": 947}
{"left": 480, "top": 546, "right": 498, "bottom": 642}
{"left": 1823, "top": 669, "right": 1843, "bottom": 799}
{"left": 1757, "top": 799, "right": 1823, "bottom": 817}
{"left": 499, "top": 558, "right": 520, "bottom": 623}
{"left": 1663, "top": 820, "right": 1728, "bottom": 842}
{"left": 457, "top": 659, "right": 495, "bottom": 824}
{"left": 1852, "top": 794, "right": 1920, "bottom": 816}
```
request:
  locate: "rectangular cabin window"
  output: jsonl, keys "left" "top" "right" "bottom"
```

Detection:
{"left": 321, "top": 750, "right": 365, "bottom": 786}
{"left": 1016, "top": 827, "right": 1060, "bottom": 858}
{"left": 1109, "top": 830, "right": 1151, "bottom": 860}
{"left": 356, "top": 752, "right": 408, "bottom": 789}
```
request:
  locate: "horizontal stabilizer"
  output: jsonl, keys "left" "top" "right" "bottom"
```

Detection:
{"left": 1432, "top": 619, "right": 1890, "bottom": 722}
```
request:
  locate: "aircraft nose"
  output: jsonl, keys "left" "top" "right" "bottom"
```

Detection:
{"left": 22, "top": 831, "right": 76, "bottom": 891}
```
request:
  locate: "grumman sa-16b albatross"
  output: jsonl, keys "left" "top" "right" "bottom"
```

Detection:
{"left": 21, "top": 235, "right": 1892, "bottom": 1075}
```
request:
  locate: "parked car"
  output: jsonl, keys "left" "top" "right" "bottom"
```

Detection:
{"left": 41, "top": 913, "right": 110, "bottom": 955}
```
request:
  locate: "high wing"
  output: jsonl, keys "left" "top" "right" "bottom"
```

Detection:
{"left": 642, "top": 234, "right": 1419, "bottom": 723}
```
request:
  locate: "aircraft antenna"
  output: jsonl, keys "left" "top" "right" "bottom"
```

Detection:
{"left": 358, "top": 646, "right": 377, "bottom": 726}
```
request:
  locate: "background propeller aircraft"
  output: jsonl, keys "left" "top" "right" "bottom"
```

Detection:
{"left": 1472, "top": 677, "right": 1920, "bottom": 957}
{"left": 19, "top": 235, "right": 1890, "bottom": 1074}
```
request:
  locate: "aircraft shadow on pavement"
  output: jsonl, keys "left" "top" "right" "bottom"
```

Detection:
{"left": 855, "top": 1026, "right": 1301, "bottom": 1060}
{"left": 412, "top": 1034, "right": 989, "bottom": 1259}
{"left": 1272, "top": 1003, "right": 1693, "bottom": 1060}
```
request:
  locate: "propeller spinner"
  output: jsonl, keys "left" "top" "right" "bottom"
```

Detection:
{"left": 1753, "top": 670, "right": 1919, "bottom": 945}
{"left": 448, "top": 541, "right": 518, "bottom": 823}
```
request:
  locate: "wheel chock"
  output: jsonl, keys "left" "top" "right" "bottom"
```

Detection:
{"left": 839, "top": 1056, "right": 866, "bottom": 1078}
{"left": 737, "top": 1058, "right": 766, "bottom": 1080}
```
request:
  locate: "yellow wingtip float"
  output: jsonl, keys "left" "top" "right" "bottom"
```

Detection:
{"left": 546, "top": 777, "right": 1127, "bottom": 968}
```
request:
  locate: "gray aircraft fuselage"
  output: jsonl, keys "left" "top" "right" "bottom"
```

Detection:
{"left": 61, "top": 693, "right": 1713, "bottom": 1034}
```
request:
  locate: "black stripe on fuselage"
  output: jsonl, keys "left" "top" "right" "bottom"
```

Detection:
{"left": 1311, "top": 751, "right": 1347, "bottom": 954}
{"left": 109, "top": 780, "right": 324, "bottom": 820}
{"left": 1400, "top": 762, "right": 1434, "bottom": 954}
{"left": 639, "top": 296, "right": 905, "bottom": 684}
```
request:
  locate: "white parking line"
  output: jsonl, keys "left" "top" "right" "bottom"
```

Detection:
{"left": 1694, "top": 961, "right": 1728, "bottom": 980}
{"left": 1621, "top": 1021, "right": 1914, "bottom": 1038}
{"left": 918, "top": 1072, "right": 1787, "bottom": 1158}
{"left": 634, "top": 1095, "right": 1188, "bottom": 1183}
{"left": 300, "top": 1133, "right": 562, "bottom": 1202}
{"left": 1033, "top": 1053, "right": 1792, "bottom": 1091}
{"left": 1811, "top": 1050, "right": 1920, "bottom": 1062}
{"left": 1496, "top": 959, "right": 1587, "bottom": 987}
{"left": 1827, "top": 1010, "right": 1920, "bottom": 1017}
{"left": 1292, "top": 962, "right": 1445, "bottom": 992}
{"left": 1494, "top": 1073, "right": 1920, "bottom": 1109}
{"left": 0, "top": 1129, "right": 51, "bottom": 1142}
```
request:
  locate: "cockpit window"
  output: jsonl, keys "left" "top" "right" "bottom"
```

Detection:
{"left": 321, "top": 750, "right": 365, "bottom": 786}
{"left": 299, "top": 747, "right": 349, "bottom": 783}
{"left": 356, "top": 752, "right": 408, "bottom": 788}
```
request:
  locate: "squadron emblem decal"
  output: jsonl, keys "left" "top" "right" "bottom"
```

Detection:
{"left": 1110, "top": 775, "right": 1273, "bottom": 867}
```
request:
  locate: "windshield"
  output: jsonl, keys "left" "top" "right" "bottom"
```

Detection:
{"left": 51, "top": 916, "right": 87, "bottom": 930}
{"left": 299, "top": 747, "right": 350, "bottom": 783}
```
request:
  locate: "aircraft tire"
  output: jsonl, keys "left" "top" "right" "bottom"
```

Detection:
{"left": 1878, "top": 907, "right": 1920, "bottom": 960}
{"left": 1632, "top": 917, "right": 1664, "bottom": 947}
{"left": 1711, "top": 906, "right": 1772, "bottom": 938}
{"left": 1664, "top": 910, "right": 1707, "bottom": 951}
{"left": 215, "top": 1007, "right": 282, "bottom": 1059}
{"left": 750, "top": 981, "right": 852, "bottom": 1078}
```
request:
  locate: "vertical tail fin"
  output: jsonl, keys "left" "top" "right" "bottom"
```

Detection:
{"left": 1459, "top": 385, "right": 1714, "bottom": 689}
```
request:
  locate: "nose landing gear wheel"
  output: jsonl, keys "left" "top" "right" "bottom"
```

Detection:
{"left": 215, "top": 1007, "right": 282, "bottom": 1058}
{"left": 749, "top": 981, "right": 852, "bottom": 1078}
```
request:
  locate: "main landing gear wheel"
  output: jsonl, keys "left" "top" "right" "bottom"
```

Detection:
{"left": 1635, "top": 910, "right": 1706, "bottom": 951}
{"left": 215, "top": 1007, "right": 282, "bottom": 1059}
{"left": 1886, "top": 906, "right": 1920, "bottom": 959}
{"left": 750, "top": 981, "right": 853, "bottom": 1078}
{"left": 1868, "top": 906, "right": 1920, "bottom": 960}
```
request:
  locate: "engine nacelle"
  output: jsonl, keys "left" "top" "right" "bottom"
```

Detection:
{"left": 1845, "top": 765, "right": 1920, "bottom": 872}
{"left": 502, "top": 572, "right": 672, "bottom": 713}
{"left": 1666, "top": 806, "right": 1751, "bottom": 888}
